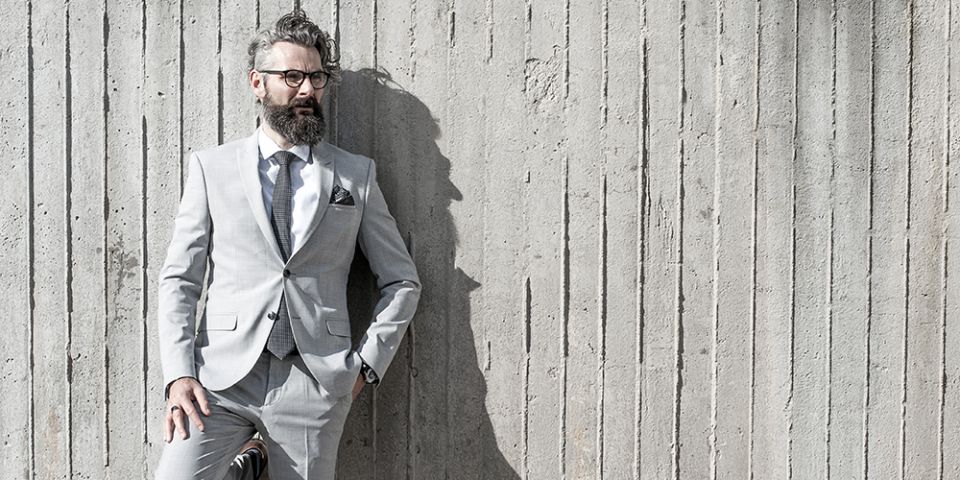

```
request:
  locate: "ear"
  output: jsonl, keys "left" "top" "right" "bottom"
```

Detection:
{"left": 249, "top": 70, "right": 266, "bottom": 101}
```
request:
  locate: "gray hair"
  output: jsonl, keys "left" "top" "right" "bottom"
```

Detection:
{"left": 247, "top": 10, "right": 341, "bottom": 81}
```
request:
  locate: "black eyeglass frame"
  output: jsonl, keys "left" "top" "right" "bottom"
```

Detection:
{"left": 259, "top": 69, "right": 331, "bottom": 89}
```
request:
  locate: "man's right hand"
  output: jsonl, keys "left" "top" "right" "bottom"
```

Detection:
{"left": 163, "top": 377, "right": 211, "bottom": 443}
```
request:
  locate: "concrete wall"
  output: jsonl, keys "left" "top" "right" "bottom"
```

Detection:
{"left": 1, "top": 0, "right": 958, "bottom": 478}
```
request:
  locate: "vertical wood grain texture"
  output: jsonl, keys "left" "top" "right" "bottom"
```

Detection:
{"left": 258, "top": 0, "right": 298, "bottom": 30}
{"left": 944, "top": 3, "right": 960, "bottom": 477}
{"left": 181, "top": 0, "right": 220, "bottom": 182}
{"left": 601, "top": 1, "right": 642, "bottom": 478}
{"left": 792, "top": 0, "right": 833, "bottom": 477}
{"left": 483, "top": 0, "right": 527, "bottom": 478}
{"left": 333, "top": 0, "right": 375, "bottom": 159}
{"left": 220, "top": 0, "right": 258, "bottom": 142}
{"left": 68, "top": 0, "right": 108, "bottom": 477}
{"left": 30, "top": 0, "right": 69, "bottom": 476}
{"left": 445, "top": 0, "right": 494, "bottom": 477}
{"left": 904, "top": 1, "right": 947, "bottom": 478}
{"left": 637, "top": 8, "right": 649, "bottom": 477}
{"left": 713, "top": 0, "right": 755, "bottom": 477}
{"left": 677, "top": 0, "right": 715, "bottom": 478}
{"left": 752, "top": 0, "right": 795, "bottom": 478}
{"left": 144, "top": 0, "right": 182, "bottom": 474}
{"left": 0, "top": 0, "right": 32, "bottom": 478}
{"left": 5, "top": 1, "right": 960, "bottom": 478}
{"left": 640, "top": 0, "right": 682, "bottom": 477}
{"left": 104, "top": 0, "right": 146, "bottom": 476}
{"left": 523, "top": 0, "right": 566, "bottom": 478}
{"left": 831, "top": 0, "right": 872, "bottom": 478}
{"left": 868, "top": 2, "right": 910, "bottom": 479}
{"left": 369, "top": 0, "right": 420, "bottom": 472}
{"left": 565, "top": 0, "right": 603, "bottom": 478}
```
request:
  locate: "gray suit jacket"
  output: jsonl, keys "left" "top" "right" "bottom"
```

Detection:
{"left": 158, "top": 132, "right": 421, "bottom": 398}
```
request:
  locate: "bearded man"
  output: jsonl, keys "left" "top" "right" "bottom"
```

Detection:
{"left": 154, "top": 10, "right": 420, "bottom": 480}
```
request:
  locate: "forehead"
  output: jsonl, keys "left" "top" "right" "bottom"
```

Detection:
{"left": 262, "top": 41, "right": 322, "bottom": 70}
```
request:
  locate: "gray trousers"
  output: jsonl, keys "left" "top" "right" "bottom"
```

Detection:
{"left": 155, "top": 352, "right": 354, "bottom": 480}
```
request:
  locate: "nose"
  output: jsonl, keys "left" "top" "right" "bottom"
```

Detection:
{"left": 297, "top": 79, "right": 317, "bottom": 96}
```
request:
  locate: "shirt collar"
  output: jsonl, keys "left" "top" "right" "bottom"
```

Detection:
{"left": 257, "top": 127, "right": 313, "bottom": 164}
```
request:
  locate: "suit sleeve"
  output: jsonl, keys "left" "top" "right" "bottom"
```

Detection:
{"left": 355, "top": 160, "right": 422, "bottom": 381}
{"left": 157, "top": 153, "right": 211, "bottom": 390}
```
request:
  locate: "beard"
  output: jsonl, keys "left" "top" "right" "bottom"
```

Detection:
{"left": 262, "top": 92, "right": 326, "bottom": 146}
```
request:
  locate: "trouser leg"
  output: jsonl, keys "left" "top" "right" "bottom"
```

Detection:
{"left": 155, "top": 355, "right": 273, "bottom": 480}
{"left": 154, "top": 397, "right": 257, "bottom": 480}
{"left": 259, "top": 355, "right": 354, "bottom": 480}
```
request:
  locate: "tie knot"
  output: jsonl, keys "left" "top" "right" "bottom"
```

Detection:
{"left": 272, "top": 151, "right": 298, "bottom": 166}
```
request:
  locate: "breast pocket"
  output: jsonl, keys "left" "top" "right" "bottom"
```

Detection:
{"left": 323, "top": 204, "right": 362, "bottom": 250}
{"left": 327, "top": 204, "right": 360, "bottom": 218}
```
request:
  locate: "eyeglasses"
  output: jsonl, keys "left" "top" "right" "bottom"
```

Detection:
{"left": 259, "top": 69, "right": 330, "bottom": 89}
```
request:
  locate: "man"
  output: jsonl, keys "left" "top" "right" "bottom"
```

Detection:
{"left": 155, "top": 10, "right": 420, "bottom": 480}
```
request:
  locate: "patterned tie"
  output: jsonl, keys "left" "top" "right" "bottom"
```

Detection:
{"left": 266, "top": 151, "right": 297, "bottom": 359}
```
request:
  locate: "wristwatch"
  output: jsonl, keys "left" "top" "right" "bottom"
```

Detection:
{"left": 360, "top": 362, "right": 380, "bottom": 385}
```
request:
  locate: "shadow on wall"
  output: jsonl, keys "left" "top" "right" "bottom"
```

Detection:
{"left": 334, "top": 68, "right": 520, "bottom": 479}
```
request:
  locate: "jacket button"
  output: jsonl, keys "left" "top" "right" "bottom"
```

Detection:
{"left": 283, "top": 269, "right": 291, "bottom": 278}
{"left": 267, "top": 312, "right": 277, "bottom": 320}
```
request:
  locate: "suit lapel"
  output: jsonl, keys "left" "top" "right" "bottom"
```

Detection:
{"left": 237, "top": 133, "right": 284, "bottom": 263}
{"left": 290, "top": 141, "right": 334, "bottom": 259}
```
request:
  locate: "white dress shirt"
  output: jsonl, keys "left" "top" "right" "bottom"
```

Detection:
{"left": 257, "top": 127, "right": 320, "bottom": 254}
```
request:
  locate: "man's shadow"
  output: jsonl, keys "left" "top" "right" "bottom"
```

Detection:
{"left": 330, "top": 69, "right": 520, "bottom": 479}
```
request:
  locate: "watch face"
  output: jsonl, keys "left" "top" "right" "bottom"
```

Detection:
{"left": 361, "top": 365, "right": 379, "bottom": 384}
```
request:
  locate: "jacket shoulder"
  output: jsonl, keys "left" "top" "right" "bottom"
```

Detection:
{"left": 318, "top": 141, "right": 375, "bottom": 178}
{"left": 191, "top": 135, "right": 252, "bottom": 164}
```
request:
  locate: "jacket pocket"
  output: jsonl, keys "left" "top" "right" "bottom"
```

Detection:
{"left": 325, "top": 318, "right": 351, "bottom": 337}
{"left": 200, "top": 313, "right": 238, "bottom": 331}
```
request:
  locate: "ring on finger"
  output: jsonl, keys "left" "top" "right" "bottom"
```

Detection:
{"left": 170, "top": 405, "right": 181, "bottom": 413}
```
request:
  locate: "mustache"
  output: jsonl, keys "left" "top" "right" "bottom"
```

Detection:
{"left": 289, "top": 97, "right": 320, "bottom": 110}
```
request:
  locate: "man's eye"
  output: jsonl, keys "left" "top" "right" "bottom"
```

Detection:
{"left": 286, "top": 72, "right": 304, "bottom": 82}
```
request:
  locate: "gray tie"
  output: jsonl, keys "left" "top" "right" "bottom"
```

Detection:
{"left": 266, "top": 151, "right": 297, "bottom": 359}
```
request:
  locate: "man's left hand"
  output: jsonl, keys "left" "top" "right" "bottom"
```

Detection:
{"left": 352, "top": 374, "right": 365, "bottom": 400}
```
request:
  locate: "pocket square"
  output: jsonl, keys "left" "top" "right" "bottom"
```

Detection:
{"left": 330, "top": 184, "right": 355, "bottom": 206}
